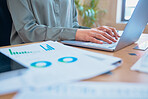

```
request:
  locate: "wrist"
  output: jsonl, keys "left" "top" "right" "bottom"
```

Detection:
{"left": 75, "top": 29, "right": 83, "bottom": 41}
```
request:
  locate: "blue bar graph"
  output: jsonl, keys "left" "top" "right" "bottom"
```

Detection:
{"left": 40, "top": 44, "right": 55, "bottom": 51}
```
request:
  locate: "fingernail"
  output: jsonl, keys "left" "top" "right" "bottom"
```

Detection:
{"left": 114, "top": 40, "right": 117, "bottom": 42}
{"left": 109, "top": 41, "right": 112, "bottom": 44}
{"left": 100, "top": 41, "right": 103, "bottom": 44}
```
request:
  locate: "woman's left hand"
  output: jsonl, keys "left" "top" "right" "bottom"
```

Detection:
{"left": 95, "top": 26, "right": 120, "bottom": 40}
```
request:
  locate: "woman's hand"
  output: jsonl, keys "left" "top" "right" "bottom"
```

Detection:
{"left": 75, "top": 26, "right": 120, "bottom": 44}
{"left": 96, "top": 26, "right": 120, "bottom": 40}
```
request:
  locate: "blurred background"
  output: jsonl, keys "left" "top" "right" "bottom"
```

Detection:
{"left": 76, "top": 0, "right": 148, "bottom": 33}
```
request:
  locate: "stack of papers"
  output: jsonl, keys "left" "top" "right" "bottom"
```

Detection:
{"left": 131, "top": 51, "right": 148, "bottom": 73}
{"left": 0, "top": 41, "right": 122, "bottom": 96}
{"left": 0, "top": 41, "right": 121, "bottom": 86}
{"left": 0, "top": 77, "right": 147, "bottom": 99}
{"left": 13, "top": 82, "right": 148, "bottom": 99}
{"left": 0, "top": 41, "right": 121, "bottom": 68}
{"left": 0, "top": 76, "right": 23, "bottom": 95}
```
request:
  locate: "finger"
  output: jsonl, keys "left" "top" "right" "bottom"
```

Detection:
{"left": 99, "top": 31, "right": 117, "bottom": 42}
{"left": 94, "top": 34, "right": 112, "bottom": 44}
{"left": 89, "top": 37, "right": 103, "bottom": 44}
{"left": 99, "top": 26, "right": 114, "bottom": 37}
{"left": 109, "top": 27, "right": 120, "bottom": 39}
{"left": 93, "top": 30, "right": 117, "bottom": 42}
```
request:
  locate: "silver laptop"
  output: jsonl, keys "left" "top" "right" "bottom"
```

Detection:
{"left": 62, "top": 0, "right": 148, "bottom": 51}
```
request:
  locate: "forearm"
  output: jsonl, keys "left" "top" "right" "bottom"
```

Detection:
{"left": 18, "top": 22, "right": 77, "bottom": 43}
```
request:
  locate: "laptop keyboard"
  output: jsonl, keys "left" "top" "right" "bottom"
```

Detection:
{"left": 82, "top": 39, "right": 120, "bottom": 49}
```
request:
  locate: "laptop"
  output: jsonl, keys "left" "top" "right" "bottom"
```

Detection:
{"left": 0, "top": 52, "right": 27, "bottom": 81}
{"left": 62, "top": 0, "right": 148, "bottom": 51}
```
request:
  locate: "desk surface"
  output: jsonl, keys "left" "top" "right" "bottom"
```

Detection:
{"left": 0, "top": 33, "right": 148, "bottom": 98}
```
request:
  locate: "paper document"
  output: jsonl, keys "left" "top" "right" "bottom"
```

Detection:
{"left": 131, "top": 51, "right": 148, "bottom": 73}
{"left": 0, "top": 41, "right": 121, "bottom": 87}
{"left": 0, "top": 41, "right": 121, "bottom": 68}
{"left": 0, "top": 76, "right": 23, "bottom": 95}
{"left": 14, "top": 82, "right": 148, "bottom": 99}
